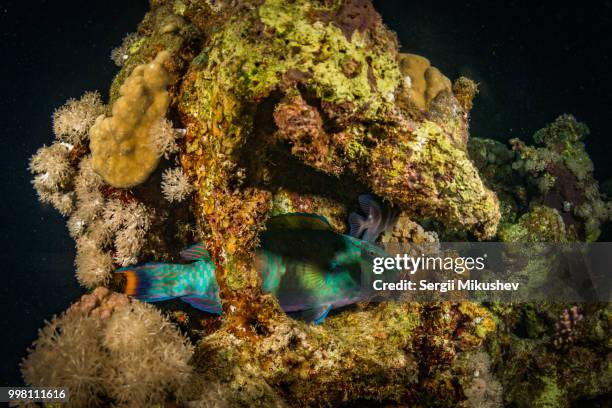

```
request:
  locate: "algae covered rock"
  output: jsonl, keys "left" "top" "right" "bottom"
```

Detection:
{"left": 178, "top": 0, "right": 500, "bottom": 323}
{"left": 498, "top": 205, "right": 567, "bottom": 243}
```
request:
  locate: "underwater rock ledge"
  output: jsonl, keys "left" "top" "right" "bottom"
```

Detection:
{"left": 22, "top": 0, "right": 611, "bottom": 407}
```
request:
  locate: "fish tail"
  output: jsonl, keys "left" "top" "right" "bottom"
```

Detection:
{"left": 123, "top": 269, "right": 143, "bottom": 297}
{"left": 115, "top": 263, "right": 185, "bottom": 302}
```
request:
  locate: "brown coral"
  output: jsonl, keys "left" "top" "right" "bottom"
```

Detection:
{"left": 398, "top": 53, "right": 452, "bottom": 110}
{"left": 90, "top": 51, "right": 172, "bottom": 188}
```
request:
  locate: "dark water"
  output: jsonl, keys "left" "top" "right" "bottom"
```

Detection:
{"left": 0, "top": 0, "right": 150, "bottom": 386}
{"left": 374, "top": 0, "right": 612, "bottom": 181}
{"left": 1, "top": 0, "right": 610, "bottom": 386}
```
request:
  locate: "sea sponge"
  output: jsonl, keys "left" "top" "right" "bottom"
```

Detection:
{"left": 398, "top": 53, "right": 452, "bottom": 110}
{"left": 90, "top": 51, "right": 171, "bottom": 188}
{"left": 21, "top": 289, "right": 194, "bottom": 407}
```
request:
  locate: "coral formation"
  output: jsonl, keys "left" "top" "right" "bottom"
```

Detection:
{"left": 470, "top": 115, "right": 612, "bottom": 242}
{"left": 177, "top": 2, "right": 500, "bottom": 351}
{"left": 24, "top": 0, "right": 611, "bottom": 406}
{"left": 21, "top": 288, "right": 194, "bottom": 407}
{"left": 110, "top": 32, "right": 145, "bottom": 67}
{"left": 102, "top": 199, "right": 152, "bottom": 266}
{"left": 90, "top": 51, "right": 172, "bottom": 188}
{"left": 162, "top": 167, "right": 194, "bottom": 202}
{"left": 552, "top": 305, "right": 585, "bottom": 348}
{"left": 29, "top": 142, "right": 76, "bottom": 215}
{"left": 53, "top": 91, "right": 106, "bottom": 144}
{"left": 397, "top": 53, "right": 452, "bottom": 110}
{"left": 452, "top": 76, "right": 479, "bottom": 113}
{"left": 150, "top": 117, "right": 183, "bottom": 158}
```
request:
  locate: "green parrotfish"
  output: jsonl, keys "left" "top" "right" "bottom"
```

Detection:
{"left": 115, "top": 195, "right": 395, "bottom": 323}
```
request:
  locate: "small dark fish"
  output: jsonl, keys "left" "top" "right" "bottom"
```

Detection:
{"left": 348, "top": 194, "right": 399, "bottom": 243}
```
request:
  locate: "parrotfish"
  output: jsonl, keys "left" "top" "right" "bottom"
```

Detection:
{"left": 115, "top": 195, "right": 396, "bottom": 323}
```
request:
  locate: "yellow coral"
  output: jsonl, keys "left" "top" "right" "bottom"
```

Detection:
{"left": 90, "top": 51, "right": 171, "bottom": 188}
{"left": 399, "top": 53, "right": 451, "bottom": 110}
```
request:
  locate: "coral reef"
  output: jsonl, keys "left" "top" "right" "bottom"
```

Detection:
{"left": 21, "top": 288, "right": 194, "bottom": 407}
{"left": 470, "top": 115, "right": 612, "bottom": 242}
{"left": 184, "top": 300, "right": 495, "bottom": 407}
{"left": 24, "top": 0, "right": 611, "bottom": 406}
{"left": 177, "top": 2, "right": 500, "bottom": 350}
{"left": 467, "top": 119, "right": 611, "bottom": 406}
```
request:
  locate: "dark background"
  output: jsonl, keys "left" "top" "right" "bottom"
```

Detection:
{"left": 1, "top": 0, "right": 611, "bottom": 385}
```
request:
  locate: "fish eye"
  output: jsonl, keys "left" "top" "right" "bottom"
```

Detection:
{"left": 363, "top": 248, "right": 377, "bottom": 257}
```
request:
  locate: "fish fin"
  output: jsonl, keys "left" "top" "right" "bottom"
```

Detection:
{"left": 180, "top": 243, "right": 211, "bottom": 262}
{"left": 358, "top": 194, "right": 376, "bottom": 215}
{"left": 348, "top": 212, "right": 367, "bottom": 239}
{"left": 290, "top": 304, "right": 333, "bottom": 324}
{"left": 295, "top": 262, "right": 327, "bottom": 292}
{"left": 181, "top": 296, "right": 222, "bottom": 314}
{"left": 115, "top": 264, "right": 184, "bottom": 302}
{"left": 357, "top": 194, "right": 398, "bottom": 243}
{"left": 267, "top": 213, "right": 333, "bottom": 231}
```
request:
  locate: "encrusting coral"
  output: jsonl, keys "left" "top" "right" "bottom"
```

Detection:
{"left": 24, "top": 0, "right": 611, "bottom": 406}
{"left": 21, "top": 287, "right": 194, "bottom": 407}
{"left": 90, "top": 50, "right": 172, "bottom": 188}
